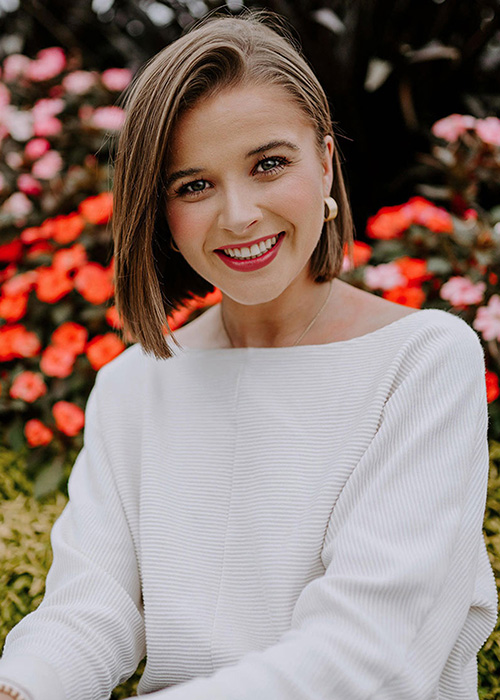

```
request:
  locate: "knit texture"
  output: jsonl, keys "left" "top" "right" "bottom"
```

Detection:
{"left": 0, "top": 308, "right": 497, "bottom": 700}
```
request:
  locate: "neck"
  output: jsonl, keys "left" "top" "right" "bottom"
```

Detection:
{"left": 219, "top": 277, "right": 336, "bottom": 348}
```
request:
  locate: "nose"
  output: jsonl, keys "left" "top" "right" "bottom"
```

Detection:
{"left": 217, "top": 182, "right": 262, "bottom": 236}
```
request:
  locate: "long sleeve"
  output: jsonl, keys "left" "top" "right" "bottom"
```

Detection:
{"left": 138, "top": 319, "right": 497, "bottom": 700}
{"left": 0, "top": 376, "right": 146, "bottom": 700}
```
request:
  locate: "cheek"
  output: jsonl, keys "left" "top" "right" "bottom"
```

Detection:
{"left": 273, "top": 171, "right": 323, "bottom": 226}
{"left": 166, "top": 201, "right": 213, "bottom": 247}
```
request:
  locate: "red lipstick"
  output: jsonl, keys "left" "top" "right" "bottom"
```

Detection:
{"left": 215, "top": 232, "right": 285, "bottom": 272}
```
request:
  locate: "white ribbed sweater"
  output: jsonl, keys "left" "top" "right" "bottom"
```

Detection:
{"left": 0, "top": 308, "right": 497, "bottom": 700}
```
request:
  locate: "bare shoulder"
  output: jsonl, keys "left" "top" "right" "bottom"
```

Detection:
{"left": 170, "top": 305, "right": 227, "bottom": 350}
{"left": 324, "top": 280, "right": 420, "bottom": 342}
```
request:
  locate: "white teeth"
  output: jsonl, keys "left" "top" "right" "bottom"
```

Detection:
{"left": 222, "top": 235, "right": 281, "bottom": 260}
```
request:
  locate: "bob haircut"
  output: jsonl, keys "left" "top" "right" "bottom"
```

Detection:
{"left": 112, "top": 9, "right": 355, "bottom": 359}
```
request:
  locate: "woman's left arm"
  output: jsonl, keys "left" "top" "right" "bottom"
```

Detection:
{"left": 137, "top": 317, "right": 498, "bottom": 700}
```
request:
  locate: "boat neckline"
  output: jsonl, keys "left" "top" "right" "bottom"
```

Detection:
{"left": 168, "top": 308, "right": 447, "bottom": 355}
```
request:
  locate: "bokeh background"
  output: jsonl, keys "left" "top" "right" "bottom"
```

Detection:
{"left": 0, "top": 1, "right": 499, "bottom": 697}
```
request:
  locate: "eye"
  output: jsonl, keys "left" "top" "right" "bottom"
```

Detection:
{"left": 256, "top": 156, "right": 290, "bottom": 175}
{"left": 176, "top": 179, "right": 210, "bottom": 197}
{"left": 254, "top": 155, "right": 291, "bottom": 175}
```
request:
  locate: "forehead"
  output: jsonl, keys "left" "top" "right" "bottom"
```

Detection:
{"left": 168, "top": 83, "right": 315, "bottom": 164}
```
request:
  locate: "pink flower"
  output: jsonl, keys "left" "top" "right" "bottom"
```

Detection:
{"left": 24, "top": 138, "right": 51, "bottom": 161}
{"left": 3, "top": 54, "right": 31, "bottom": 82}
{"left": 31, "top": 150, "right": 63, "bottom": 179}
{"left": 431, "top": 114, "right": 476, "bottom": 142}
{"left": 363, "top": 263, "right": 406, "bottom": 290}
{"left": 26, "top": 47, "right": 66, "bottom": 82}
{"left": 2, "top": 192, "right": 33, "bottom": 218}
{"left": 32, "top": 98, "right": 65, "bottom": 120}
{"left": 34, "top": 116, "right": 62, "bottom": 137}
{"left": 475, "top": 117, "right": 500, "bottom": 147}
{"left": 101, "top": 68, "right": 133, "bottom": 91}
{"left": 17, "top": 174, "right": 43, "bottom": 196}
{"left": 62, "top": 70, "right": 97, "bottom": 94}
{"left": 473, "top": 295, "right": 500, "bottom": 341}
{"left": 90, "top": 106, "right": 126, "bottom": 131}
{"left": 440, "top": 276, "right": 486, "bottom": 307}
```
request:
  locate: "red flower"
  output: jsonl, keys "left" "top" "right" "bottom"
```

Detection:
{"left": 406, "top": 197, "right": 453, "bottom": 234}
{"left": 486, "top": 370, "right": 499, "bottom": 404}
{"left": 0, "top": 263, "right": 17, "bottom": 285}
{"left": 74, "top": 262, "right": 114, "bottom": 304}
{"left": 105, "top": 305, "right": 123, "bottom": 329}
{"left": 10, "top": 371, "right": 47, "bottom": 402}
{"left": 394, "top": 257, "right": 433, "bottom": 285}
{"left": 350, "top": 241, "right": 372, "bottom": 267}
{"left": 52, "top": 400, "right": 85, "bottom": 436}
{"left": 0, "top": 292, "right": 28, "bottom": 321}
{"left": 26, "top": 241, "right": 54, "bottom": 259}
{"left": 366, "top": 204, "right": 412, "bottom": 240}
{"left": 35, "top": 266, "right": 73, "bottom": 303}
{"left": 52, "top": 243, "right": 87, "bottom": 272}
{"left": 0, "top": 239, "right": 23, "bottom": 263}
{"left": 40, "top": 345, "right": 76, "bottom": 378}
{"left": 382, "top": 285, "right": 425, "bottom": 309}
{"left": 25, "top": 418, "right": 53, "bottom": 447}
{"left": 51, "top": 321, "right": 88, "bottom": 355}
{"left": 78, "top": 192, "right": 113, "bottom": 225}
{"left": 50, "top": 213, "right": 86, "bottom": 244}
{"left": 0, "top": 325, "right": 41, "bottom": 361}
{"left": 86, "top": 333, "right": 125, "bottom": 370}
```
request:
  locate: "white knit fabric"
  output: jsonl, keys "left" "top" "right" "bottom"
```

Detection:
{"left": 0, "top": 308, "right": 497, "bottom": 700}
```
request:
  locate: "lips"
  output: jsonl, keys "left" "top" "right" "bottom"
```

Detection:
{"left": 214, "top": 232, "right": 286, "bottom": 272}
{"left": 215, "top": 232, "right": 284, "bottom": 253}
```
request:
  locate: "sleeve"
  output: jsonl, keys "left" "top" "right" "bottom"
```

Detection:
{"left": 135, "top": 318, "right": 497, "bottom": 700}
{"left": 0, "top": 374, "right": 146, "bottom": 700}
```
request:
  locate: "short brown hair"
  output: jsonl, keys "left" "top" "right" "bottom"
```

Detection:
{"left": 112, "top": 9, "right": 354, "bottom": 359}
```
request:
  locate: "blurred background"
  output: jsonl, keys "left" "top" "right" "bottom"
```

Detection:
{"left": 0, "top": 1, "right": 499, "bottom": 697}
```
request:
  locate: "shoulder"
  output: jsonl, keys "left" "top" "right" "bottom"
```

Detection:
{"left": 395, "top": 308, "right": 484, "bottom": 362}
{"left": 382, "top": 308, "right": 486, "bottom": 406}
{"left": 90, "top": 341, "right": 168, "bottom": 410}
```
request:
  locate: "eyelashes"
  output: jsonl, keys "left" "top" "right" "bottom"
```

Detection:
{"left": 174, "top": 155, "right": 292, "bottom": 198}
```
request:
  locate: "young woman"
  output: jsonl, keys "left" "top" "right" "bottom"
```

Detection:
{"left": 0, "top": 10, "right": 497, "bottom": 700}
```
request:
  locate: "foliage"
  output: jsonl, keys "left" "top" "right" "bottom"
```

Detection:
{"left": 340, "top": 113, "right": 500, "bottom": 442}
{"left": 478, "top": 440, "right": 500, "bottom": 699}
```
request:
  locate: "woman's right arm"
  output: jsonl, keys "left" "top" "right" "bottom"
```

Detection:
{"left": 0, "top": 376, "right": 146, "bottom": 700}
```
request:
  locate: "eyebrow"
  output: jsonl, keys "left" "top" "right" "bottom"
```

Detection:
{"left": 165, "top": 140, "right": 300, "bottom": 189}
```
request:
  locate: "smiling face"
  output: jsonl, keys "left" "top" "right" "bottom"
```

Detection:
{"left": 164, "top": 82, "right": 334, "bottom": 307}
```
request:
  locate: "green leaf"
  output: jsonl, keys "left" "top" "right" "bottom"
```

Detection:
{"left": 34, "top": 458, "right": 64, "bottom": 499}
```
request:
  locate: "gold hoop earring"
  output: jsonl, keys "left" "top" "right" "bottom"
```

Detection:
{"left": 324, "top": 196, "right": 338, "bottom": 222}
{"left": 170, "top": 238, "right": 181, "bottom": 253}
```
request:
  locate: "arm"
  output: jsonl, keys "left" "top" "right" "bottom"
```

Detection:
{"left": 136, "top": 318, "right": 497, "bottom": 700}
{"left": 0, "top": 376, "right": 146, "bottom": 700}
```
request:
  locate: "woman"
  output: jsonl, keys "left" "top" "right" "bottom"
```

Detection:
{"left": 0, "top": 10, "right": 497, "bottom": 700}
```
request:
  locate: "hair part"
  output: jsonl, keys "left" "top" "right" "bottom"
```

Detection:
{"left": 112, "top": 9, "right": 355, "bottom": 359}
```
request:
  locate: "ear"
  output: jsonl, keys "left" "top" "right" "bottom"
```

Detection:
{"left": 321, "top": 135, "right": 334, "bottom": 198}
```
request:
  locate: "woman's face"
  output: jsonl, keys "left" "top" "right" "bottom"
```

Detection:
{"left": 164, "top": 82, "right": 334, "bottom": 306}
